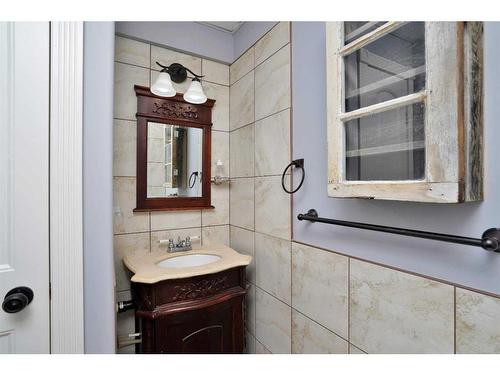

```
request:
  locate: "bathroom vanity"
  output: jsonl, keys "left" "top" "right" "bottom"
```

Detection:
{"left": 123, "top": 246, "right": 251, "bottom": 354}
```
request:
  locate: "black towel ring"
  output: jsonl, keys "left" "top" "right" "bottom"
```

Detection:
{"left": 282, "top": 159, "right": 305, "bottom": 194}
{"left": 188, "top": 171, "right": 199, "bottom": 188}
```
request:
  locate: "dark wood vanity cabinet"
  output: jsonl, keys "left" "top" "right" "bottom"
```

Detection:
{"left": 132, "top": 266, "right": 247, "bottom": 354}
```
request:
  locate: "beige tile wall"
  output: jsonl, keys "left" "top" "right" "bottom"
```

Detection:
{"left": 230, "top": 22, "right": 500, "bottom": 355}
{"left": 291, "top": 310, "right": 348, "bottom": 354}
{"left": 229, "top": 22, "right": 294, "bottom": 354}
{"left": 289, "top": 241, "right": 500, "bottom": 354}
{"left": 456, "top": 288, "right": 500, "bottom": 353}
{"left": 113, "top": 35, "right": 230, "bottom": 353}
{"left": 292, "top": 243, "right": 348, "bottom": 339}
{"left": 350, "top": 259, "right": 455, "bottom": 354}
{"left": 114, "top": 29, "right": 500, "bottom": 355}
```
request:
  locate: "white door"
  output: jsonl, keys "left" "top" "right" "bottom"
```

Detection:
{"left": 0, "top": 22, "right": 50, "bottom": 353}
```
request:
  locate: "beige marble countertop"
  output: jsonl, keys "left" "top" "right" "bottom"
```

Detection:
{"left": 123, "top": 244, "right": 252, "bottom": 284}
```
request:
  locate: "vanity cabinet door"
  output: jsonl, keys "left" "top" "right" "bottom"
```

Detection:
{"left": 154, "top": 294, "right": 244, "bottom": 354}
{"left": 133, "top": 267, "right": 247, "bottom": 354}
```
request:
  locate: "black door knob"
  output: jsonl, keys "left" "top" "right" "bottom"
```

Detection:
{"left": 2, "top": 287, "right": 34, "bottom": 314}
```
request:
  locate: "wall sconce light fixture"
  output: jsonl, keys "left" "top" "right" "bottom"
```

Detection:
{"left": 151, "top": 62, "right": 207, "bottom": 104}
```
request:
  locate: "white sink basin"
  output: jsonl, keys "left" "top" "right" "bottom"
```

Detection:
{"left": 156, "top": 254, "right": 221, "bottom": 269}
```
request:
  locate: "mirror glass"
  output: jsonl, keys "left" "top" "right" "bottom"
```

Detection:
{"left": 147, "top": 122, "right": 203, "bottom": 198}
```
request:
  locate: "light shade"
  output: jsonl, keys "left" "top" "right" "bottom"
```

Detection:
{"left": 151, "top": 71, "right": 176, "bottom": 97}
{"left": 183, "top": 79, "right": 207, "bottom": 104}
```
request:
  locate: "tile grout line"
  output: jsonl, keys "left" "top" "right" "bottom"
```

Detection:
{"left": 255, "top": 282, "right": 352, "bottom": 350}
{"left": 255, "top": 337, "right": 272, "bottom": 354}
{"left": 252, "top": 39, "right": 257, "bottom": 345}
{"left": 290, "top": 229, "right": 293, "bottom": 352}
{"left": 288, "top": 25, "right": 294, "bottom": 352}
{"left": 253, "top": 232, "right": 257, "bottom": 345}
{"left": 348, "top": 257, "right": 351, "bottom": 352}
{"left": 292, "top": 307, "right": 349, "bottom": 345}
{"left": 350, "top": 343, "right": 367, "bottom": 354}
{"left": 291, "top": 239, "right": 500, "bottom": 301}
{"left": 229, "top": 103, "right": 291, "bottom": 134}
{"left": 230, "top": 119, "right": 254, "bottom": 134}
{"left": 228, "top": 52, "right": 233, "bottom": 248}
{"left": 114, "top": 60, "right": 150, "bottom": 71}
{"left": 454, "top": 286, "right": 457, "bottom": 354}
{"left": 231, "top": 39, "right": 290, "bottom": 90}
{"left": 253, "top": 44, "right": 256, "bottom": 242}
{"left": 148, "top": 42, "right": 152, "bottom": 256}
{"left": 231, "top": 21, "right": 279, "bottom": 68}
{"left": 230, "top": 67, "right": 253, "bottom": 88}
{"left": 229, "top": 223, "right": 292, "bottom": 243}
{"left": 231, "top": 39, "right": 290, "bottom": 87}
{"left": 229, "top": 69, "right": 254, "bottom": 131}
{"left": 113, "top": 118, "right": 136, "bottom": 124}
{"left": 288, "top": 22, "right": 294, "bottom": 244}
{"left": 229, "top": 47, "right": 258, "bottom": 348}
{"left": 117, "top": 33, "right": 232, "bottom": 67}
{"left": 113, "top": 117, "right": 141, "bottom": 122}
{"left": 254, "top": 41, "right": 290, "bottom": 70}
{"left": 148, "top": 212, "right": 151, "bottom": 253}
{"left": 253, "top": 284, "right": 289, "bottom": 313}
{"left": 115, "top": 230, "right": 150, "bottom": 236}
{"left": 230, "top": 44, "right": 254, "bottom": 86}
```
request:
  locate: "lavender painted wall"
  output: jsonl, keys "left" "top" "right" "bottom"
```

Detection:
{"left": 116, "top": 22, "right": 234, "bottom": 63}
{"left": 116, "top": 21, "right": 276, "bottom": 63}
{"left": 233, "top": 21, "right": 277, "bottom": 60}
{"left": 292, "top": 21, "right": 500, "bottom": 296}
{"left": 83, "top": 21, "right": 116, "bottom": 353}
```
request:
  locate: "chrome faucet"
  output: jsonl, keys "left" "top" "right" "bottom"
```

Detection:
{"left": 167, "top": 236, "right": 193, "bottom": 253}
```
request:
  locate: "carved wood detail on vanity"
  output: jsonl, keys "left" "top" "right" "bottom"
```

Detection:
{"left": 132, "top": 266, "right": 246, "bottom": 354}
{"left": 171, "top": 275, "right": 228, "bottom": 301}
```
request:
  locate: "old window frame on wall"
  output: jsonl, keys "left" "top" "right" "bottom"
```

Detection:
{"left": 326, "top": 22, "right": 484, "bottom": 203}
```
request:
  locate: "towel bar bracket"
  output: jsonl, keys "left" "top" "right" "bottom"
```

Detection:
{"left": 297, "top": 209, "right": 500, "bottom": 253}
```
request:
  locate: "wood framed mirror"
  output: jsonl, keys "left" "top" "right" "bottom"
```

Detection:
{"left": 133, "top": 85, "right": 215, "bottom": 211}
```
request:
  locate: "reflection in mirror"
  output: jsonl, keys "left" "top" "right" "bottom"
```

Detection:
{"left": 147, "top": 122, "right": 203, "bottom": 198}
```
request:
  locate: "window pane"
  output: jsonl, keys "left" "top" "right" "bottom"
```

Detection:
{"left": 165, "top": 164, "right": 172, "bottom": 185}
{"left": 344, "top": 22, "right": 386, "bottom": 44}
{"left": 344, "top": 22, "right": 425, "bottom": 112}
{"left": 165, "top": 143, "right": 172, "bottom": 164}
{"left": 345, "top": 102, "right": 425, "bottom": 181}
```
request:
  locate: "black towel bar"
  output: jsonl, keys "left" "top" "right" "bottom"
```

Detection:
{"left": 297, "top": 209, "right": 500, "bottom": 252}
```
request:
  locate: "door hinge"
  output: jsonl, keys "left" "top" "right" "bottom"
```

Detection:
{"left": 49, "top": 282, "right": 52, "bottom": 300}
